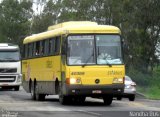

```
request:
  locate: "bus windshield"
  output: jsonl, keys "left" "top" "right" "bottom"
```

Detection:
{"left": 0, "top": 51, "right": 20, "bottom": 62}
{"left": 67, "top": 35, "right": 123, "bottom": 65}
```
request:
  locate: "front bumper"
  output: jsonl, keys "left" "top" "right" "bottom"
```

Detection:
{"left": 0, "top": 74, "right": 22, "bottom": 87}
{"left": 64, "top": 84, "right": 124, "bottom": 96}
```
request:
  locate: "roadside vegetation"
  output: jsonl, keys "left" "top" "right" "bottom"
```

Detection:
{"left": 127, "top": 66, "right": 160, "bottom": 99}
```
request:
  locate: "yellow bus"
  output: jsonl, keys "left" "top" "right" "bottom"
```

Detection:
{"left": 22, "top": 21, "right": 125, "bottom": 105}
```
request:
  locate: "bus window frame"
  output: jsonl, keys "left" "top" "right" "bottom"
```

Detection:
{"left": 22, "top": 36, "right": 62, "bottom": 59}
{"left": 66, "top": 33, "right": 124, "bottom": 66}
{"left": 40, "top": 40, "right": 45, "bottom": 56}
{"left": 28, "top": 43, "right": 33, "bottom": 58}
{"left": 55, "top": 37, "right": 61, "bottom": 55}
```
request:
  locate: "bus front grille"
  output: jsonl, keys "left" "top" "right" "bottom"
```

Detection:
{"left": 0, "top": 76, "right": 16, "bottom": 82}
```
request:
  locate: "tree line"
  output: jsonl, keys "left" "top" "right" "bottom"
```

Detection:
{"left": 0, "top": 0, "right": 160, "bottom": 73}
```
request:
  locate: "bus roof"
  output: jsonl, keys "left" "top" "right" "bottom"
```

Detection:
{"left": 23, "top": 21, "right": 121, "bottom": 44}
{"left": 0, "top": 43, "right": 19, "bottom": 50}
{"left": 48, "top": 21, "right": 98, "bottom": 31}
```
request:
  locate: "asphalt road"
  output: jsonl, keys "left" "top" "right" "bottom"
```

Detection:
{"left": 0, "top": 87, "right": 160, "bottom": 117}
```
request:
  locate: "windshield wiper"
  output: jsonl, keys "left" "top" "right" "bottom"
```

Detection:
{"left": 106, "top": 60, "right": 112, "bottom": 67}
{"left": 82, "top": 53, "right": 94, "bottom": 68}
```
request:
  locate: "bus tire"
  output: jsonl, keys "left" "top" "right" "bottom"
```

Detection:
{"left": 55, "top": 79, "right": 59, "bottom": 94}
{"left": 103, "top": 95, "right": 113, "bottom": 106}
{"left": 37, "top": 94, "right": 46, "bottom": 101}
{"left": 30, "top": 81, "right": 36, "bottom": 100}
{"left": 59, "top": 95, "right": 68, "bottom": 105}
{"left": 34, "top": 81, "right": 45, "bottom": 101}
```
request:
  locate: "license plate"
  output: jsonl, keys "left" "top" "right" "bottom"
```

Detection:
{"left": 92, "top": 90, "right": 102, "bottom": 94}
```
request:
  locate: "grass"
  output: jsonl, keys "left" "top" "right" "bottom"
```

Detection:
{"left": 127, "top": 66, "right": 160, "bottom": 100}
{"left": 137, "top": 86, "right": 160, "bottom": 100}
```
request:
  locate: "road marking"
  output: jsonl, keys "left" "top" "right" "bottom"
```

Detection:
{"left": 128, "top": 102, "right": 160, "bottom": 111}
{"left": 77, "top": 110, "right": 102, "bottom": 116}
{"left": 128, "top": 102, "right": 148, "bottom": 107}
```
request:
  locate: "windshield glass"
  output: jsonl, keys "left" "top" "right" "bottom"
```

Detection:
{"left": 96, "top": 35, "right": 123, "bottom": 65}
{"left": 67, "top": 35, "right": 95, "bottom": 65}
{"left": 0, "top": 51, "right": 20, "bottom": 61}
{"left": 67, "top": 35, "right": 123, "bottom": 65}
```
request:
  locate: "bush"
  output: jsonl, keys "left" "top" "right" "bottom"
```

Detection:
{"left": 127, "top": 69, "right": 150, "bottom": 86}
{"left": 127, "top": 67, "right": 160, "bottom": 99}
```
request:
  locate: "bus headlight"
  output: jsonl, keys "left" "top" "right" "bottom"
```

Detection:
{"left": 113, "top": 78, "right": 123, "bottom": 83}
{"left": 70, "top": 78, "right": 76, "bottom": 84}
{"left": 66, "top": 78, "right": 81, "bottom": 84}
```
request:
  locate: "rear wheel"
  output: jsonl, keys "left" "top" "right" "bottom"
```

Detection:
{"left": 30, "top": 82, "right": 36, "bottom": 100}
{"left": 129, "top": 95, "right": 135, "bottom": 101}
{"left": 34, "top": 82, "right": 45, "bottom": 101}
{"left": 103, "top": 95, "right": 113, "bottom": 106}
{"left": 55, "top": 80, "right": 59, "bottom": 94}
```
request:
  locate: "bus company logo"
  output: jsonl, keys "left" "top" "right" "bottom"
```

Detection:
{"left": 71, "top": 72, "right": 85, "bottom": 75}
{"left": 46, "top": 60, "right": 53, "bottom": 68}
{"left": 95, "top": 79, "right": 100, "bottom": 84}
{"left": 107, "top": 70, "right": 122, "bottom": 75}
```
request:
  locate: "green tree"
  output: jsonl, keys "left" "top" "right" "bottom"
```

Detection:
{"left": 121, "top": 0, "right": 160, "bottom": 72}
{"left": 0, "top": 0, "right": 33, "bottom": 45}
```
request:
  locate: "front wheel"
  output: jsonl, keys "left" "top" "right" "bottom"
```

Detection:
{"left": 59, "top": 95, "right": 69, "bottom": 105}
{"left": 103, "top": 95, "right": 113, "bottom": 106}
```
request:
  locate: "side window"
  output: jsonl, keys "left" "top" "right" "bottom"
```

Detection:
{"left": 35, "top": 41, "right": 40, "bottom": 56}
{"left": 44, "top": 40, "right": 48, "bottom": 55}
{"left": 47, "top": 37, "right": 60, "bottom": 55}
{"left": 40, "top": 40, "right": 45, "bottom": 56}
{"left": 48, "top": 39, "right": 54, "bottom": 55}
{"left": 33, "top": 42, "right": 36, "bottom": 57}
{"left": 22, "top": 45, "right": 25, "bottom": 59}
{"left": 28, "top": 43, "right": 33, "bottom": 58}
{"left": 55, "top": 37, "right": 61, "bottom": 55}
{"left": 24, "top": 44, "right": 28, "bottom": 58}
{"left": 45, "top": 39, "right": 49, "bottom": 55}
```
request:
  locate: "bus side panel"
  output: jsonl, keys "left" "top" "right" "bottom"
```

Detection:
{"left": 22, "top": 60, "right": 30, "bottom": 93}
{"left": 22, "top": 56, "right": 61, "bottom": 94}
